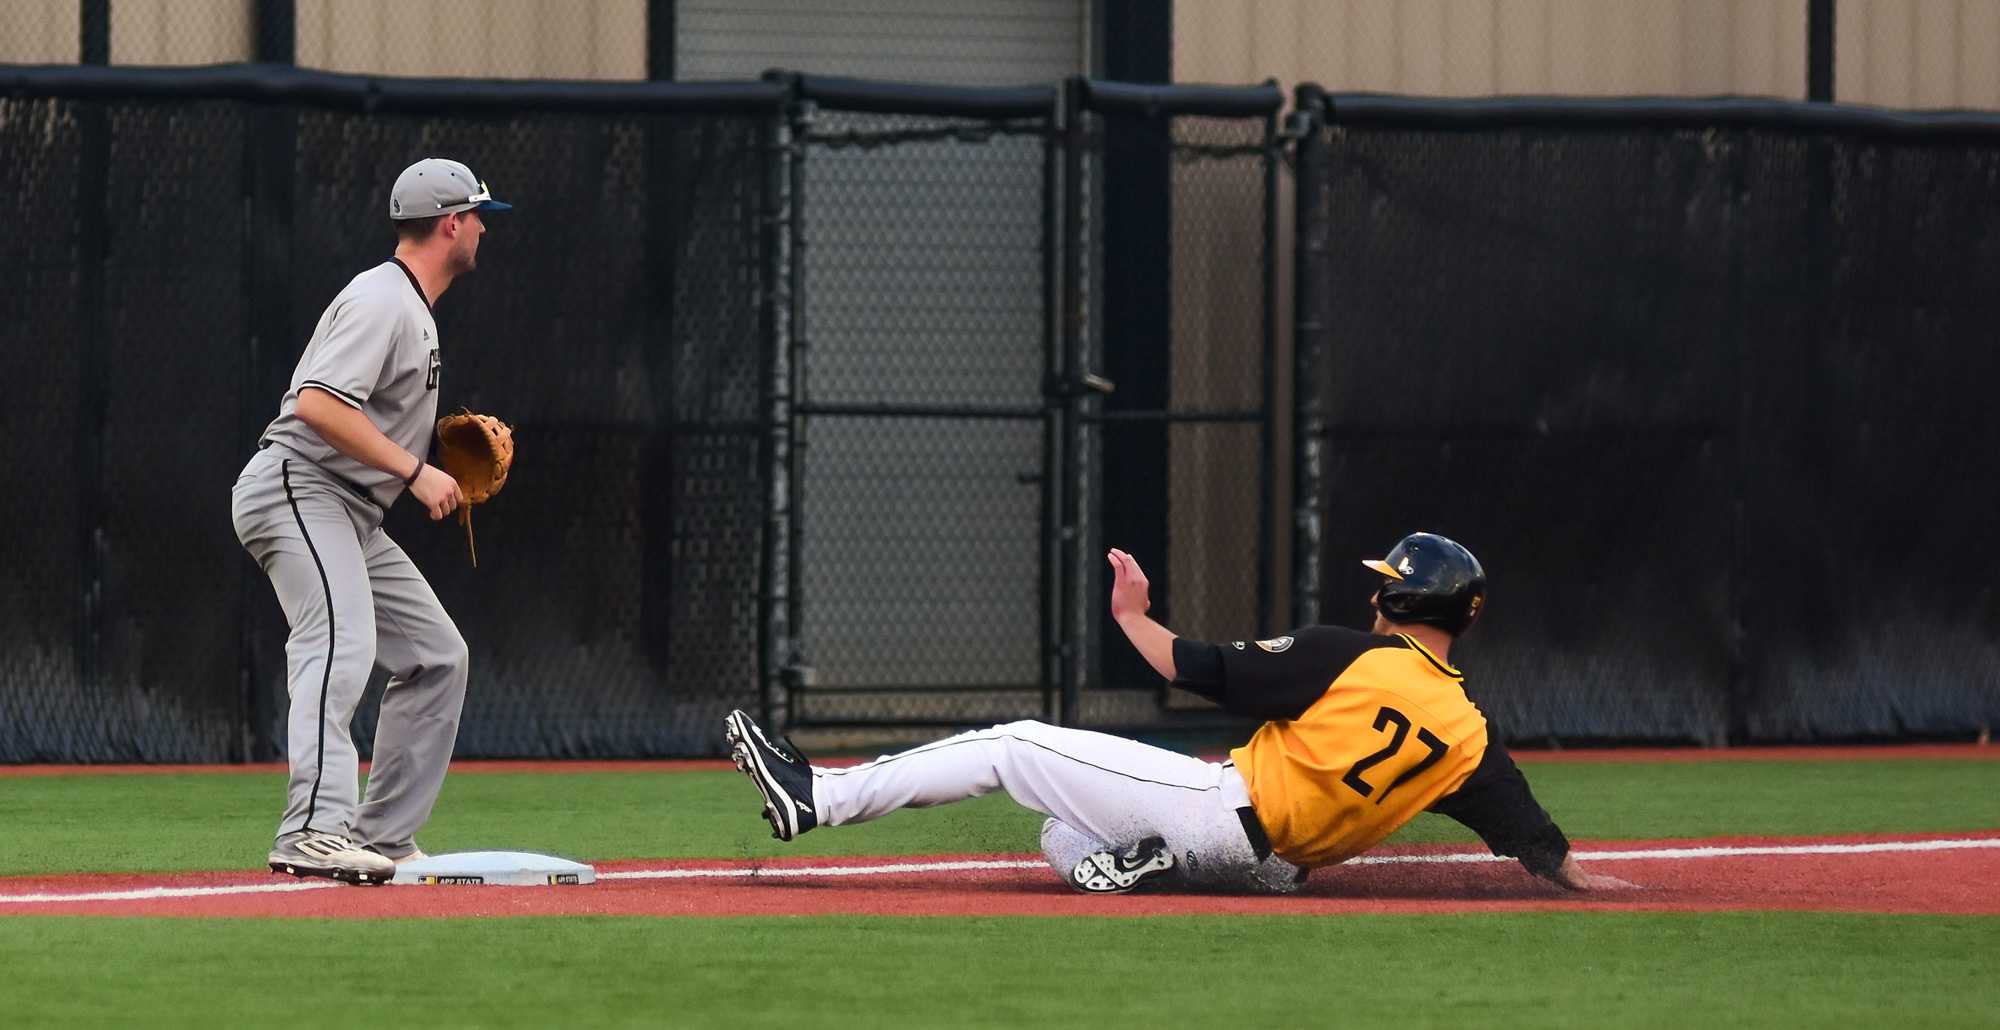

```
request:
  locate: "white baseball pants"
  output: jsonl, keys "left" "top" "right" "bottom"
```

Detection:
{"left": 812, "top": 720, "right": 1304, "bottom": 893}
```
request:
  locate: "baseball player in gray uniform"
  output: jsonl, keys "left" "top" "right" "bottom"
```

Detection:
{"left": 231, "top": 158, "right": 511, "bottom": 884}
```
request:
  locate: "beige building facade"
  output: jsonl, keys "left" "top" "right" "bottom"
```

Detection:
{"left": 6, "top": 1, "right": 1998, "bottom": 110}
{"left": 1178, "top": 0, "right": 2000, "bottom": 109}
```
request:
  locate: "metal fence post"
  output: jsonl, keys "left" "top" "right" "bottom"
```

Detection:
{"left": 76, "top": 0, "right": 111, "bottom": 698}
{"left": 757, "top": 93, "right": 790, "bottom": 732}
{"left": 1039, "top": 83, "right": 1066, "bottom": 725}
{"left": 1058, "top": 77, "right": 1089, "bottom": 726}
{"left": 1726, "top": 126, "right": 1753, "bottom": 746}
{"left": 254, "top": 0, "right": 295, "bottom": 64}
{"left": 1289, "top": 86, "right": 1329, "bottom": 628}
{"left": 647, "top": 0, "right": 676, "bottom": 81}
{"left": 779, "top": 80, "right": 815, "bottom": 730}
{"left": 1258, "top": 90, "right": 1280, "bottom": 635}
{"left": 80, "top": 0, "right": 108, "bottom": 64}
{"left": 1807, "top": 0, "right": 1836, "bottom": 102}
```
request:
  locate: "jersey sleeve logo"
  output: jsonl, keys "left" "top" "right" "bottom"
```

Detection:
{"left": 1254, "top": 636, "right": 1294, "bottom": 653}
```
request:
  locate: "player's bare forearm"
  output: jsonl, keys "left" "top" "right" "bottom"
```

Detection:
{"left": 1116, "top": 611, "right": 1178, "bottom": 681}
{"left": 1107, "top": 548, "right": 1178, "bottom": 680}
{"left": 298, "top": 387, "right": 461, "bottom": 518}
{"left": 296, "top": 386, "right": 421, "bottom": 481}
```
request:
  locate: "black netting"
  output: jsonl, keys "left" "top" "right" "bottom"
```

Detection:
{"left": 1734, "top": 133, "right": 2000, "bottom": 740}
{"left": 98, "top": 100, "right": 255, "bottom": 760}
{"left": 1, "top": 74, "right": 779, "bottom": 761}
{"left": 1300, "top": 102, "right": 2000, "bottom": 743}
{"left": 0, "top": 99, "right": 253, "bottom": 761}
{"left": 291, "top": 107, "right": 775, "bottom": 758}
{"left": 0, "top": 97, "right": 88, "bottom": 758}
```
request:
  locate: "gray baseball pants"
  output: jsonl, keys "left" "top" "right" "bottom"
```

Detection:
{"left": 231, "top": 444, "right": 467, "bottom": 855}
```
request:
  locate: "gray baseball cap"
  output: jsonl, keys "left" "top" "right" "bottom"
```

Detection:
{"left": 388, "top": 158, "right": 514, "bottom": 220}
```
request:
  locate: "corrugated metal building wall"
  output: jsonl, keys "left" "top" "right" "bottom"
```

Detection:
{"left": 677, "top": 0, "right": 1084, "bottom": 83}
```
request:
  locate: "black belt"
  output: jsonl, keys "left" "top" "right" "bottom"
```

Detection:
{"left": 1222, "top": 759, "right": 1273, "bottom": 861}
{"left": 1236, "top": 806, "right": 1272, "bottom": 862}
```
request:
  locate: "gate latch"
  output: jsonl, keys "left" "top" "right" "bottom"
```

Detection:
{"left": 1046, "top": 372, "right": 1116, "bottom": 399}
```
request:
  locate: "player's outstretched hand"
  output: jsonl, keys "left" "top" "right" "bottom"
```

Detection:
{"left": 410, "top": 464, "right": 465, "bottom": 521}
{"left": 1569, "top": 870, "right": 1640, "bottom": 891}
{"left": 1550, "top": 855, "right": 1640, "bottom": 892}
{"left": 1107, "top": 548, "right": 1152, "bottom": 622}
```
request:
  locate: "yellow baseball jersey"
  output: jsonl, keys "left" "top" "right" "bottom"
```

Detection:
{"left": 1171, "top": 625, "right": 1569, "bottom": 876}
{"left": 1230, "top": 635, "right": 1485, "bottom": 867}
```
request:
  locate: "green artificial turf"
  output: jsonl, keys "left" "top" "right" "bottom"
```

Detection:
{"left": 0, "top": 913, "right": 1994, "bottom": 1029}
{"left": 0, "top": 770, "right": 1044, "bottom": 875}
{"left": 1, "top": 758, "right": 1995, "bottom": 876}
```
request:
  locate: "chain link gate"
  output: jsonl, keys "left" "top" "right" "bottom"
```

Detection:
{"left": 769, "top": 75, "right": 1064, "bottom": 731}
{"left": 769, "top": 75, "right": 1286, "bottom": 734}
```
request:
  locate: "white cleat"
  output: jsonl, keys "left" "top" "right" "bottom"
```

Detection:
{"left": 362, "top": 844, "right": 429, "bottom": 866}
{"left": 268, "top": 831, "right": 396, "bottom": 886}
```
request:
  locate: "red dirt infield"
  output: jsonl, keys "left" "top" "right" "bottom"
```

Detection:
{"left": 1, "top": 743, "right": 1993, "bottom": 778}
{"left": 4, "top": 831, "right": 1994, "bottom": 920}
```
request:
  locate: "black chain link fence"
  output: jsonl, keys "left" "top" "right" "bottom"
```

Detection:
{"left": 1, "top": 93, "right": 91, "bottom": 755}
{"left": 1, "top": 64, "right": 1288, "bottom": 762}
{"left": 0, "top": 93, "right": 254, "bottom": 761}
{"left": 23, "top": 63, "right": 1988, "bottom": 758}
{"left": 1294, "top": 90, "right": 2000, "bottom": 744}
{"left": 0, "top": 66, "right": 783, "bottom": 761}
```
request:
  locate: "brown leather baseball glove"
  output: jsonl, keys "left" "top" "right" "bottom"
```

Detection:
{"left": 435, "top": 409, "right": 514, "bottom": 567}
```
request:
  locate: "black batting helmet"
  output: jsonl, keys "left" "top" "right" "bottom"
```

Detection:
{"left": 1362, "top": 532, "right": 1486, "bottom": 636}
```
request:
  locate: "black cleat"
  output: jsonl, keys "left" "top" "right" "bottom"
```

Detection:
{"left": 724, "top": 710, "right": 819, "bottom": 841}
{"left": 1069, "top": 835, "right": 1176, "bottom": 894}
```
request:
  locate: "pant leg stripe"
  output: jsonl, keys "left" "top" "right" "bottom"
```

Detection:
{"left": 282, "top": 460, "right": 336, "bottom": 836}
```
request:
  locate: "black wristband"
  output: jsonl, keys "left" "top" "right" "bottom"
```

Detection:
{"left": 402, "top": 456, "right": 422, "bottom": 488}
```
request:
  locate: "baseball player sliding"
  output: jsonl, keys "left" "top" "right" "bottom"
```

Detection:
{"left": 727, "top": 533, "right": 1634, "bottom": 894}
{"left": 231, "top": 159, "right": 510, "bottom": 885}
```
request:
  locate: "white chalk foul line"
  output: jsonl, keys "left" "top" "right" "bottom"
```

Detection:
{"left": 599, "top": 859, "right": 1047, "bottom": 881}
{"left": 0, "top": 880, "right": 340, "bottom": 905}
{"left": 3, "top": 837, "right": 1995, "bottom": 905}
